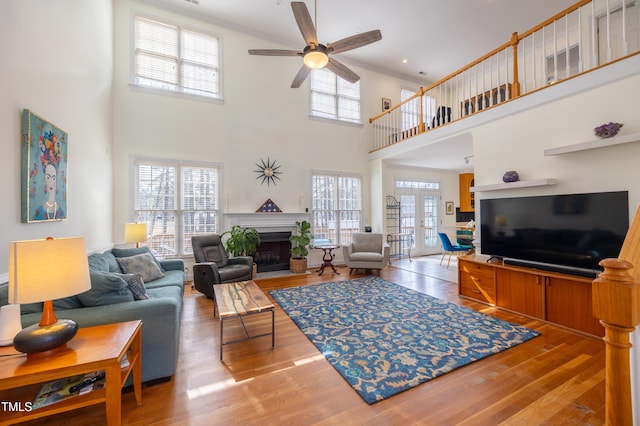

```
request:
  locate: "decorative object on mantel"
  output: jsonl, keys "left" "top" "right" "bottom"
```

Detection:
{"left": 254, "top": 157, "right": 282, "bottom": 186}
{"left": 256, "top": 198, "right": 282, "bottom": 213}
{"left": 502, "top": 170, "right": 519, "bottom": 183}
{"left": 594, "top": 122, "right": 623, "bottom": 139}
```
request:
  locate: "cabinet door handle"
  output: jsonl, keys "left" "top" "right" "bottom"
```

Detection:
{"left": 472, "top": 290, "right": 481, "bottom": 294}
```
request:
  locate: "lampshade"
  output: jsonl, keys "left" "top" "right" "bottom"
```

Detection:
{"left": 303, "top": 45, "right": 329, "bottom": 69}
{"left": 124, "top": 223, "right": 147, "bottom": 245}
{"left": 8, "top": 237, "right": 90, "bottom": 356}
{"left": 9, "top": 237, "right": 90, "bottom": 304}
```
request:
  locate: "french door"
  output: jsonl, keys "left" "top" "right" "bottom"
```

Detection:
{"left": 398, "top": 189, "right": 441, "bottom": 256}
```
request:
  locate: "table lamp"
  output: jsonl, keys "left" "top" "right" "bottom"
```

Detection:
{"left": 124, "top": 223, "right": 147, "bottom": 248}
{"left": 8, "top": 237, "right": 91, "bottom": 357}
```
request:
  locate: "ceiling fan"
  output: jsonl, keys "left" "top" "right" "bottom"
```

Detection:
{"left": 248, "top": 1, "right": 382, "bottom": 88}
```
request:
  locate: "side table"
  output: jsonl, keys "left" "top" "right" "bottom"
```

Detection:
{"left": 0, "top": 320, "right": 142, "bottom": 425}
{"left": 312, "top": 244, "right": 341, "bottom": 275}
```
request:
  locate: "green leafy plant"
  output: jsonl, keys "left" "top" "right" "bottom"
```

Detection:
{"left": 221, "top": 225, "right": 261, "bottom": 256}
{"left": 289, "top": 220, "right": 312, "bottom": 259}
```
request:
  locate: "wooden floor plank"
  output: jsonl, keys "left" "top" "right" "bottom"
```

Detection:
{"left": 15, "top": 261, "right": 605, "bottom": 425}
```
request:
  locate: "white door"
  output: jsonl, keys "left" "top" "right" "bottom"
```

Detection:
{"left": 398, "top": 189, "right": 441, "bottom": 256}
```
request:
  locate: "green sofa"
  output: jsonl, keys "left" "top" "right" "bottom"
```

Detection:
{"left": 0, "top": 247, "right": 184, "bottom": 383}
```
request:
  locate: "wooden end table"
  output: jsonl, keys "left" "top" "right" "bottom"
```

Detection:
{"left": 0, "top": 320, "right": 142, "bottom": 426}
{"left": 312, "top": 244, "right": 341, "bottom": 275}
{"left": 214, "top": 281, "right": 275, "bottom": 360}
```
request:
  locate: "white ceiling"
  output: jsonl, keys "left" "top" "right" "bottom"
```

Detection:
{"left": 153, "top": 0, "right": 576, "bottom": 83}
{"left": 148, "top": 0, "right": 577, "bottom": 172}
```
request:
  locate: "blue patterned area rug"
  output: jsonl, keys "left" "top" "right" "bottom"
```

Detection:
{"left": 270, "top": 277, "right": 540, "bottom": 404}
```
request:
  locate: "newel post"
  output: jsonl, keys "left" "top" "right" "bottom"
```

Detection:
{"left": 592, "top": 258, "right": 640, "bottom": 426}
{"left": 510, "top": 32, "right": 521, "bottom": 98}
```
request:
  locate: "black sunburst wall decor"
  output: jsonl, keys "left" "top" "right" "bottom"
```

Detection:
{"left": 254, "top": 158, "right": 282, "bottom": 186}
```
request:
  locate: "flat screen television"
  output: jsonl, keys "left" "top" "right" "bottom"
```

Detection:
{"left": 480, "top": 191, "right": 629, "bottom": 277}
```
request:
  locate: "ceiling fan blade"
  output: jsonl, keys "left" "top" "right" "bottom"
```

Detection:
{"left": 291, "top": 2, "right": 318, "bottom": 46}
{"left": 326, "top": 58, "right": 360, "bottom": 84}
{"left": 291, "top": 65, "right": 311, "bottom": 88}
{"left": 327, "top": 30, "right": 382, "bottom": 54}
{"left": 248, "top": 49, "right": 302, "bottom": 56}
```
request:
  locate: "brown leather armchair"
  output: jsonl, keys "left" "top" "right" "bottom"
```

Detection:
{"left": 191, "top": 234, "right": 253, "bottom": 298}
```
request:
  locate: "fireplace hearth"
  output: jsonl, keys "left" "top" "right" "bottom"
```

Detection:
{"left": 253, "top": 232, "right": 292, "bottom": 272}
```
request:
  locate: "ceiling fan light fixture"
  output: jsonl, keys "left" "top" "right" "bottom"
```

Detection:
{"left": 303, "top": 45, "right": 329, "bottom": 69}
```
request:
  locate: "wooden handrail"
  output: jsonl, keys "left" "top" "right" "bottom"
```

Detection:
{"left": 517, "top": 0, "right": 592, "bottom": 41}
{"left": 369, "top": 89, "right": 423, "bottom": 123}
{"left": 369, "top": 0, "right": 597, "bottom": 125}
{"left": 369, "top": 0, "right": 639, "bottom": 154}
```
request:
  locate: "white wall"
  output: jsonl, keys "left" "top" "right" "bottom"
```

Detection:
{"left": 111, "top": 0, "right": 423, "bottom": 262}
{"left": 472, "top": 71, "right": 640, "bottom": 212}
{"left": 0, "top": 0, "right": 113, "bottom": 279}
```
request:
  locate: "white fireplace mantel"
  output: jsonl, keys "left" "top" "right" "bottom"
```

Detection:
{"left": 224, "top": 213, "right": 310, "bottom": 233}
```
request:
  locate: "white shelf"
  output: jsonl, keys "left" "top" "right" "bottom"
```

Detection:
{"left": 470, "top": 178, "right": 558, "bottom": 192}
{"left": 544, "top": 132, "right": 640, "bottom": 156}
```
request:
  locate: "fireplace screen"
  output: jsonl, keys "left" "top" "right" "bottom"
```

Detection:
{"left": 253, "top": 232, "right": 292, "bottom": 272}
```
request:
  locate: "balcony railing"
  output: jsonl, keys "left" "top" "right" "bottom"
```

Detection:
{"left": 369, "top": 0, "right": 640, "bottom": 153}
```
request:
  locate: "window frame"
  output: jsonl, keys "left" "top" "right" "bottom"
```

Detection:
{"left": 130, "top": 12, "right": 224, "bottom": 103}
{"left": 311, "top": 171, "right": 363, "bottom": 245}
{"left": 309, "top": 68, "right": 362, "bottom": 125}
{"left": 131, "top": 157, "right": 222, "bottom": 257}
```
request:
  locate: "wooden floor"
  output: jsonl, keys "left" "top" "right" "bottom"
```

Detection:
{"left": 21, "top": 258, "right": 605, "bottom": 425}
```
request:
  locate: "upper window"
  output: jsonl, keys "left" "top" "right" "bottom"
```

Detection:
{"left": 310, "top": 69, "right": 361, "bottom": 124}
{"left": 133, "top": 159, "right": 220, "bottom": 257}
{"left": 133, "top": 15, "right": 221, "bottom": 99}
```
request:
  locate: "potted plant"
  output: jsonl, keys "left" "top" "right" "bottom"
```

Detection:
{"left": 221, "top": 225, "right": 261, "bottom": 257}
{"left": 289, "top": 220, "right": 312, "bottom": 273}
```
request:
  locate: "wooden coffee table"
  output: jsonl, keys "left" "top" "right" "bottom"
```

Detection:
{"left": 0, "top": 320, "right": 142, "bottom": 425}
{"left": 213, "top": 281, "right": 275, "bottom": 360}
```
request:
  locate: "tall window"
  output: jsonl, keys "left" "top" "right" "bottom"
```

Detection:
{"left": 312, "top": 173, "right": 362, "bottom": 245}
{"left": 310, "top": 69, "right": 361, "bottom": 123}
{"left": 133, "top": 15, "right": 221, "bottom": 99}
{"left": 400, "top": 89, "right": 436, "bottom": 130}
{"left": 133, "top": 159, "right": 219, "bottom": 257}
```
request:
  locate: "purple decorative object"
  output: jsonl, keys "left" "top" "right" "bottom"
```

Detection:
{"left": 503, "top": 171, "right": 519, "bottom": 183}
{"left": 594, "top": 122, "right": 623, "bottom": 138}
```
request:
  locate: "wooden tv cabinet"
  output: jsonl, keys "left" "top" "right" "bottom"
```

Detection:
{"left": 458, "top": 254, "right": 604, "bottom": 337}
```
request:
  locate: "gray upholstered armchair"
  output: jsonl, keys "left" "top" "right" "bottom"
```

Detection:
{"left": 343, "top": 232, "right": 390, "bottom": 275}
{"left": 191, "top": 234, "right": 253, "bottom": 298}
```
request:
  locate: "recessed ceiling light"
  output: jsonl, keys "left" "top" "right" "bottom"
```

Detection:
{"left": 402, "top": 59, "right": 408, "bottom": 64}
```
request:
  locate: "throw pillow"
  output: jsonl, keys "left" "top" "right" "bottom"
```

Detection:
{"left": 87, "top": 253, "right": 110, "bottom": 272}
{"left": 116, "top": 252, "right": 165, "bottom": 282}
{"left": 102, "top": 251, "right": 121, "bottom": 273}
{"left": 78, "top": 272, "right": 134, "bottom": 307}
{"left": 107, "top": 272, "right": 149, "bottom": 300}
{"left": 111, "top": 246, "right": 164, "bottom": 271}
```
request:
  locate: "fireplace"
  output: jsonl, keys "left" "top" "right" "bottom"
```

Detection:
{"left": 253, "top": 232, "right": 292, "bottom": 272}
{"left": 224, "top": 212, "right": 310, "bottom": 273}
